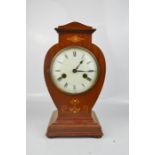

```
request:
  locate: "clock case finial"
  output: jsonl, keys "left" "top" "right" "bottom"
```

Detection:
{"left": 55, "top": 22, "right": 96, "bottom": 43}
{"left": 55, "top": 21, "right": 96, "bottom": 33}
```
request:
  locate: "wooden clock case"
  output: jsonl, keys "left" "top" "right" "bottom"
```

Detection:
{"left": 44, "top": 22, "right": 106, "bottom": 138}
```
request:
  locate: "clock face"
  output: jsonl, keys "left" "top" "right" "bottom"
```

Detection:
{"left": 50, "top": 46, "right": 98, "bottom": 94}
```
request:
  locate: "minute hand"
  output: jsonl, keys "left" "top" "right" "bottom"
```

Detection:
{"left": 76, "top": 70, "right": 95, "bottom": 72}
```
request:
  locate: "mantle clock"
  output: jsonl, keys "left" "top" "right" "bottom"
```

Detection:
{"left": 44, "top": 22, "right": 106, "bottom": 138}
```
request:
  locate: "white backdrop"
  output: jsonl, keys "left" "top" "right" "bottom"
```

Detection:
{"left": 27, "top": 0, "right": 128, "bottom": 103}
{"left": 27, "top": 0, "right": 128, "bottom": 155}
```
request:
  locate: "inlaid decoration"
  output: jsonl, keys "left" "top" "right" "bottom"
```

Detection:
{"left": 61, "top": 98, "right": 89, "bottom": 114}
{"left": 67, "top": 35, "right": 84, "bottom": 43}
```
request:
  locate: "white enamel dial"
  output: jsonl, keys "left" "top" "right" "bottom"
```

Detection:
{"left": 50, "top": 46, "right": 98, "bottom": 94}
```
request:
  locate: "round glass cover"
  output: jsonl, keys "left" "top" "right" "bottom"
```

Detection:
{"left": 50, "top": 46, "right": 99, "bottom": 94}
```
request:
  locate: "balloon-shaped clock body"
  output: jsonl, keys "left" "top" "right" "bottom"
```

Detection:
{"left": 44, "top": 22, "right": 106, "bottom": 138}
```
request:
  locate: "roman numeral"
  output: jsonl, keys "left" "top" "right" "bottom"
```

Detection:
{"left": 87, "top": 61, "right": 91, "bottom": 64}
{"left": 73, "top": 51, "right": 76, "bottom": 57}
{"left": 57, "top": 77, "right": 62, "bottom": 81}
{"left": 73, "top": 85, "right": 76, "bottom": 90}
{"left": 82, "top": 83, "right": 85, "bottom": 87}
{"left": 64, "top": 82, "right": 68, "bottom": 88}
{"left": 87, "top": 77, "right": 92, "bottom": 81}
{"left": 81, "top": 54, "right": 85, "bottom": 59}
{"left": 57, "top": 61, "right": 62, "bottom": 64}
{"left": 64, "top": 54, "right": 68, "bottom": 59}
{"left": 55, "top": 70, "right": 60, "bottom": 72}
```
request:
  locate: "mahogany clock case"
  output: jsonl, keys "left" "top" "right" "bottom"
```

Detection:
{"left": 44, "top": 22, "right": 106, "bottom": 138}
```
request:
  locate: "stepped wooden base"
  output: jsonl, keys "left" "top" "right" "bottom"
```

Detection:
{"left": 46, "top": 111, "right": 103, "bottom": 138}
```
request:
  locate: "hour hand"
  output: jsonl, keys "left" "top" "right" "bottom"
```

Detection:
{"left": 74, "top": 60, "right": 84, "bottom": 70}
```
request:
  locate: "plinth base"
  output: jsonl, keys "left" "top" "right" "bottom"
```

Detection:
{"left": 46, "top": 110, "right": 103, "bottom": 138}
